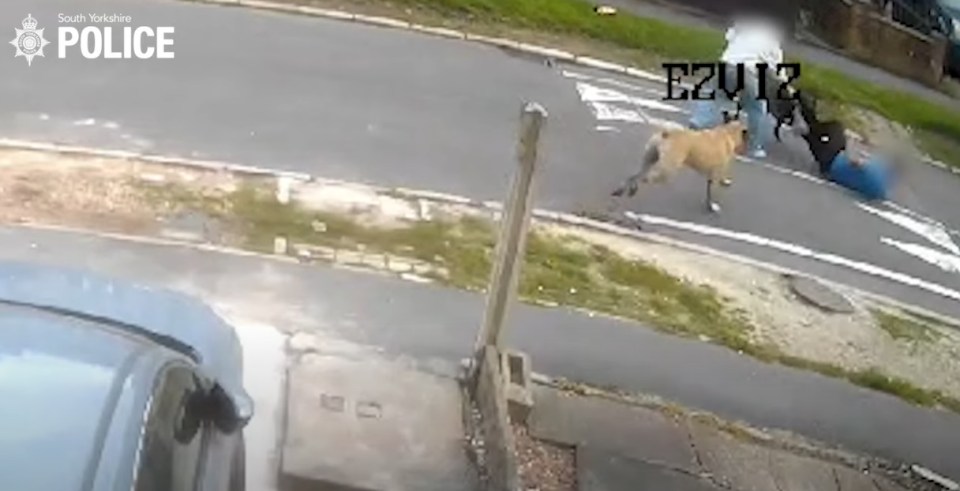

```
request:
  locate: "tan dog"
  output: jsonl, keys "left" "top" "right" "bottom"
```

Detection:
{"left": 612, "top": 120, "right": 748, "bottom": 213}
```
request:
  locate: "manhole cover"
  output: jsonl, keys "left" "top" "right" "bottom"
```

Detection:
{"left": 787, "top": 275, "right": 855, "bottom": 314}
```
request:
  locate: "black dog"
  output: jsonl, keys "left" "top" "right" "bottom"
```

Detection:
{"left": 795, "top": 92, "right": 847, "bottom": 176}
{"left": 729, "top": 69, "right": 800, "bottom": 142}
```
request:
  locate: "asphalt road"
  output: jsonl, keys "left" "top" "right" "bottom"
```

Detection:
{"left": 2, "top": 0, "right": 959, "bottom": 322}
{"left": 1, "top": 225, "right": 958, "bottom": 479}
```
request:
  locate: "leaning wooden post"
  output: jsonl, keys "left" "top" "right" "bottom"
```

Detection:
{"left": 474, "top": 102, "right": 548, "bottom": 355}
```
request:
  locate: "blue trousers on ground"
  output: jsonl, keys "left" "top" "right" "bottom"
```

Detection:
{"left": 688, "top": 64, "right": 769, "bottom": 154}
{"left": 828, "top": 151, "right": 894, "bottom": 201}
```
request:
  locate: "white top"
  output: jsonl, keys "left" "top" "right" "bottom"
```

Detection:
{"left": 720, "top": 18, "right": 785, "bottom": 73}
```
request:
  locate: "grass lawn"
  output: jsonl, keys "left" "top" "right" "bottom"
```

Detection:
{"left": 283, "top": 0, "right": 960, "bottom": 169}
{"left": 871, "top": 308, "right": 944, "bottom": 344}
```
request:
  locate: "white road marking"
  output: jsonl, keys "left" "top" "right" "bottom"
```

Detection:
{"left": 38, "top": 113, "right": 49, "bottom": 121}
{"left": 595, "top": 125, "right": 621, "bottom": 132}
{"left": 575, "top": 81, "right": 686, "bottom": 115}
{"left": 858, "top": 203, "right": 960, "bottom": 255}
{"left": 644, "top": 116, "right": 685, "bottom": 131}
{"left": 563, "top": 69, "right": 674, "bottom": 96}
{"left": 579, "top": 83, "right": 685, "bottom": 113}
{"left": 628, "top": 212, "right": 960, "bottom": 302}
{"left": 102, "top": 121, "right": 120, "bottom": 130}
{"left": 573, "top": 78, "right": 689, "bottom": 130}
{"left": 881, "top": 238, "right": 960, "bottom": 275}
{"left": 586, "top": 101, "right": 646, "bottom": 124}
{"left": 735, "top": 157, "right": 960, "bottom": 273}
{"left": 884, "top": 201, "right": 960, "bottom": 238}
{"left": 73, "top": 118, "right": 96, "bottom": 126}
{"left": 738, "top": 155, "right": 831, "bottom": 185}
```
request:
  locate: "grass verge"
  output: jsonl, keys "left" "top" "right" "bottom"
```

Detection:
{"left": 282, "top": 0, "right": 960, "bottom": 169}
{"left": 147, "top": 181, "right": 960, "bottom": 413}
{"left": 871, "top": 308, "right": 944, "bottom": 344}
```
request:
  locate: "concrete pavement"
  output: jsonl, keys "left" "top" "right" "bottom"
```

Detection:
{"left": 530, "top": 384, "right": 913, "bottom": 491}
{"left": 0, "top": 224, "right": 958, "bottom": 479}
{"left": 2, "top": 0, "right": 959, "bottom": 323}
{"left": 281, "top": 338, "right": 478, "bottom": 491}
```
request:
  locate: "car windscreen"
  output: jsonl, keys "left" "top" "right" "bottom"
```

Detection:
{"left": 0, "top": 309, "right": 144, "bottom": 491}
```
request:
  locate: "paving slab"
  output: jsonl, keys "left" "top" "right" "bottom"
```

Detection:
{"left": 833, "top": 465, "right": 889, "bottom": 491}
{"left": 769, "top": 450, "right": 841, "bottom": 491}
{"left": 872, "top": 475, "right": 912, "bottom": 491}
{"left": 529, "top": 385, "right": 698, "bottom": 472}
{"left": 687, "top": 419, "right": 781, "bottom": 491}
{"left": 280, "top": 353, "right": 478, "bottom": 491}
{"left": 577, "top": 446, "right": 721, "bottom": 491}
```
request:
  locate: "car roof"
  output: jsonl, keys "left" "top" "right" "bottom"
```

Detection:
{"left": 0, "top": 303, "right": 168, "bottom": 491}
{"left": 0, "top": 261, "right": 248, "bottom": 405}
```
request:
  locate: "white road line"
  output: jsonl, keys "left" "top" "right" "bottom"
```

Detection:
{"left": 562, "top": 69, "right": 674, "bottom": 96}
{"left": 858, "top": 203, "right": 960, "bottom": 255}
{"left": 738, "top": 156, "right": 831, "bottom": 185}
{"left": 884, "top": 201, "right": 960, "bottom": 238}
{"left": 629, "top": 212, "right": 960, "bottom": 302}
{"left": 644, "top": 116, "right": 685, "bottom": 131}
{"left": 574, "top": 81, "right": 687, "bottom": 120}
{"left": 737, "top": 158, "right": 960, "bottom": 247}
{"left": 881, "top": 238, "right": 960, "bottom": 275}
{"left": 585, "top": 101, "right": 647, "bottom": 124}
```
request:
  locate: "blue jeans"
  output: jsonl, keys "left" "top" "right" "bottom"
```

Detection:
{"left": 688, "top": 64, "right": 769, "bottom": 153}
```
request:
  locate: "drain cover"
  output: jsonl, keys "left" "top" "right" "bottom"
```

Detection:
{"left": 787, "top": 275, "right": 855, "bottom": 314}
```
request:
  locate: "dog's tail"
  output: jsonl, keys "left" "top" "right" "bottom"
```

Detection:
{"left": 612, "top": 130, "right": 669, "bottom": 198}
{"left": 641, "top": 131, "right": 669, "bottom": 170}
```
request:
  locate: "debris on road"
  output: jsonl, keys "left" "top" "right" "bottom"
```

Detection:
{"left": 593, "top": 5, "right": 617, "bottom": 16}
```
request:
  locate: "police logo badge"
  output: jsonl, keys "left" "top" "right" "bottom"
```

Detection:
{"left": 10, "top": 14, "right": 50, "bottom": 66}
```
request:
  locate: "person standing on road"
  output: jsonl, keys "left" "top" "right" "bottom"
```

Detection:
{"left": 688, "top": 15, "right": 788, "bottom": 159}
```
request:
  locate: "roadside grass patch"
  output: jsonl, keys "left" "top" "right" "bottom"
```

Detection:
{"left": 146, "top": 181, "right": 960, "bottom": 412}
{"left": 871, "top": 308, "right": 943, "bottom": 344}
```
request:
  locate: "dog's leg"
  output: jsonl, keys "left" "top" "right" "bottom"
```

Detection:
{"left": 706, "top": 179, "right": 721, "bottom": 213}
{"left": 611, "top": 173, "right": 643, "bottom": 198}
{"left": 719, "top": 168, "right": 733, "bottom": 187}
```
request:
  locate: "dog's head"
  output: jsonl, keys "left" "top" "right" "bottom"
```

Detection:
{"left": 720, "top": 120, "right": 749, "bottom": 153}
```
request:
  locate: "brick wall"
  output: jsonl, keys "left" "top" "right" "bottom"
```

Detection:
{"left": 804, "top": 0, "right": 947, "bottom": 86}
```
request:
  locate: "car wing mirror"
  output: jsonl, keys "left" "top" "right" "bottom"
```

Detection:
{"left": 209, "top": 383, "right": 254, "bottom": 434}
{"left": 936, "top": 14, "right": 950, "bottom": 34}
